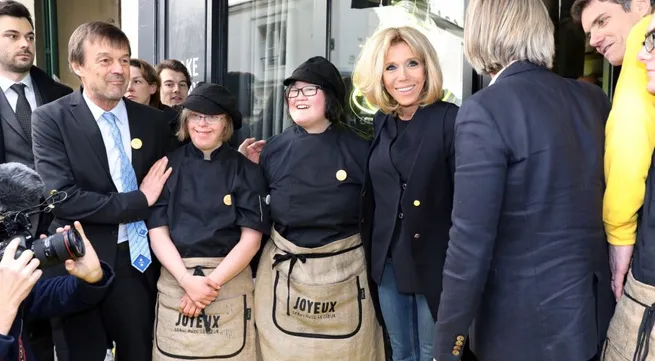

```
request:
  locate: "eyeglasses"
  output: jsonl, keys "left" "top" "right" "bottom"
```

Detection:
{"left": 643, "top": 32, "right": 655, "bottom": 53}
{"left": 188, "top": 113, "right": 224, "bottom": 125}
{"left": 287, "top": 85, "right": 321, "bottom": 98}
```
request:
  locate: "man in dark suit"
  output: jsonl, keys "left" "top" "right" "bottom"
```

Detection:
{"left": 0, "top": 1, "right": 72, "bottom": 167}
{"left": 0, "top": 2, "right": 72, "bottom": 360}
{"left": 32, "top": 21, "right": 171, "bottom": 361}
{"left": 433, "top": 1, "right": 614, "bottom": 361}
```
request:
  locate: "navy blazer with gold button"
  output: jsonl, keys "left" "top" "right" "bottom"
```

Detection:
{"left": 433, "top": 61, "right": 614, "bottom": 361}
{"left": 360, "top": 100, "right": 458, "bottom": 323}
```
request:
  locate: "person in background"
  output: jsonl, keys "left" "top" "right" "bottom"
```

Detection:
{"left": 240, "top": 56, "right": 385, "bottom": 361}
{"left": 156, "top": 59, "right": 190, "bottom": 107}
{"left": 352, "top": 26, "right": 459, "bottom": 361}
{"left": 127, "top": 58, "right": 183, "bottom": 149}
{"left": 600, "top": 13, "right": 655, "bottom": 361}
{"left": 433, "top": 0, "right": 614, "bottom": 360}
{"left": 148, "top": 83, "right": 269, "bottom": 360}
{"left": 0, "top": 2, "right": 73, "bottom": 360}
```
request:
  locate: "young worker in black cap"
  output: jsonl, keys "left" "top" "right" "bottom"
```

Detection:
{"left": 147, "top": 83, "right": 270, "bottom": 360}
{"left": 240, "top": 56, "right": 386, "bottom": 360}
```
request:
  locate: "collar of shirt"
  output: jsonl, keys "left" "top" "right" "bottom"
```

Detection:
{"left": 489, "top": 60, "right": 518, "bottom": 86}
{"left": 188, "top": 142, "right": 226, "bottom": 161}
{"left": 0, "top": 72, "right": 33, "bottom": 94}
{"left": 82, "top": 91, "right": 128, "bottom": 124}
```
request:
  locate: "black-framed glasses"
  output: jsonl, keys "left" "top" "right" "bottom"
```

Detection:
{"left": 287, "top": 85, "right": 321, "bottom": 98}
{"left": 644, "top": 32, "right": 655, "bottom": 53}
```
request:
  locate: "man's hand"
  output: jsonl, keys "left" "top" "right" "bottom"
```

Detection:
{"left": 180, "top": 274, "right": 219, "bottom": 308}
{"left": 140, "top": 157, "right": 172, "bottom": 206}
{"left": 238, "top": 138, "right": 266, "bottom": 164}
{"left": 58, "top": 222, "right": 103, "bottom": 284}
{"left": 0, "top": 238, "right": 42, "bottom": 334}
{"left": 610, "top": 244, "right": 634, "bottom": 302}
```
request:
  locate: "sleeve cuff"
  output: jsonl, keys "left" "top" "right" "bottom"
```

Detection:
{"left": 74, "top": 261, "right": 115, "bottom": 304}
{"left": 434, "top": 333, "right": 468, "bottom": 361}
{"left": 236, "top": 218, "right": 270, "bottom": 235}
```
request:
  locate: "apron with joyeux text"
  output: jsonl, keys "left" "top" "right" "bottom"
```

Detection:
{"left": 153, "top": 258, "right": 259, "bottom": 361}
{"left": 254, "top": 229, "right": 385, "bottom": 361}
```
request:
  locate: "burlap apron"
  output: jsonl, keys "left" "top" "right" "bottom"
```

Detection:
{"left": 153, "top": 258, "right": 258, "bottom": 361}
{"left": 602, "top": 270, "right": 655, "bottom": 361}
{"left": 254, "top": 229, "right": 385, "bottom": 361}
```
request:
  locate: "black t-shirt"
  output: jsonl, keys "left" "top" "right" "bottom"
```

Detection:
{"left": 148, "top": 143, "right": 271, "bottom": 258}
{"left": 260, "top": 124, "right": 370, "bottom": 248}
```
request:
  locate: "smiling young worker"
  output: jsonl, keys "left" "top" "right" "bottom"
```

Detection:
{"left": 240, "top": 56, "right": 385, "bottom": 360}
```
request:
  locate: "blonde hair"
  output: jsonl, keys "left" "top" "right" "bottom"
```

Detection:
{"left": 352, "top": 26, "right": 443, "bottom": 115}
{"left": 177, "top": 108, "right": 234, "bottom": 143}
{"left": 464, "top": 0, "right": 555, "bottom": 75}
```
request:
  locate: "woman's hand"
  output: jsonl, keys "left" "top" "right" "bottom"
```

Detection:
{"left": 179, "top": 293, "right": 204, "bottom": 317}
{"left": 180, "top": 275, "right": 220, "bottom": 308}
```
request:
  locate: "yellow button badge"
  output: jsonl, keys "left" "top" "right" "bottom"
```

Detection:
{"left": 223, "top": 194, "right": 232, "bottom": 206}
{"left": 130, "top": 138, "right": 142, "bottom": 150}
{"left": 336, "top": 170, "right": 347, "bottom": 181}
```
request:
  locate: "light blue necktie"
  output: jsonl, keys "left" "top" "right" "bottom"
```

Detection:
{"left": 102, "top": 112, "right": 152, "bottom": 272}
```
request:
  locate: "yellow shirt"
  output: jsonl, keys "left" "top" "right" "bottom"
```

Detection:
{"left": 604, "top": 15, "right": 655, "bottom": 245}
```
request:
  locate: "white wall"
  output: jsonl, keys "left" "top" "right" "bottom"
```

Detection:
{"left": 121, "top": 0, "right": 139, "bottom": 58}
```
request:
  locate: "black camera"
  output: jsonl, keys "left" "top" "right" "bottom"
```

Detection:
{"left": 0, "top": 191, "right": 85, "bottom": 268}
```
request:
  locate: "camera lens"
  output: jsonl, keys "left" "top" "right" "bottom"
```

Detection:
{"left": 32, "top": 229, "right": 86, "bottom": 268}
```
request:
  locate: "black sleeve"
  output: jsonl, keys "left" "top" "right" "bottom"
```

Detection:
{"left": 433, "top": 99, "right": 508, "bottom": 361}
{"left": 443, "top": 104, "right": 459, "bottom": 182}
{"left": 147, "top": 181, "right": 170, "bottom": 229}
{"left": 233, "top": 158, "right": 271, "bottom": 234}
{"left": 32, "top": 107, "right": 150, "bottom": 225}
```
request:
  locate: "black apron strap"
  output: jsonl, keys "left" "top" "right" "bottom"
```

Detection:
{"left": 624, "top": 290, "right": 655, "bottom": 361}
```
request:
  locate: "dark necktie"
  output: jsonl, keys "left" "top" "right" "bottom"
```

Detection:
{"left": 10, "top": 83, "right": 32, "bottom": 143}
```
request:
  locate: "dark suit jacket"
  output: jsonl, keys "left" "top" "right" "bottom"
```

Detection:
{"left": 433, "top": 61, "right": 614, "bottom": 361}
{"left": 0, "top": 66, "right": 72, "bottom": 164}
{"left": 31, "top": 89, "right": 169, "bottom": 281}
{"left": 361, "top": 101, "right": 458, "bottom": 322}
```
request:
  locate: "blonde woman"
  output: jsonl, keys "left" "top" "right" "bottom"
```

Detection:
{"left": 148, "top": 83, "right": 270, "bottom": 360}
{"left": 433, "top": 1, "right": 614, "bottom": 361}
{"left": 353, "top": 26, "right": 459, "bottom": 361}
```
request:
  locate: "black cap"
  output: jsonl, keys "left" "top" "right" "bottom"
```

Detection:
{"left": 183, "top": 83, "right": 243, "bottom": 130}
{"left": 283, "top": 56, "right": 346, "bottom": 104}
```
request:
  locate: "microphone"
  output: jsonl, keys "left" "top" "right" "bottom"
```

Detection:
{"left": 0, "top": 162, "right": 45, "bottom": 212}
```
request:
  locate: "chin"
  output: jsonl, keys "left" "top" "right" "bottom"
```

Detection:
{"left": 647, "top": 83, "right": 655, "bottom": 95}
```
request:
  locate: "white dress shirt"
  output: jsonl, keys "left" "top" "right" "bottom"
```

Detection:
{"left": 82, "top": 91, "right": 132, "bottom": 244}
{"left": 0, "top": 73, "right": 38, "bottom": 112}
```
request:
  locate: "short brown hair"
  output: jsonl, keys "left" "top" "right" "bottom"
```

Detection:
{"left": 0, "top": 1, "right": 34, "bottom": 28}
{"left": 177, "top": 108, "right": 234, "bottom": 143}
{"left": 571, "top": 0, "right": 632, "bottom": 22}
{"left": 352, "top": 27, "right": 443, "bottom": 115}
{"left": 156, "top": 59, "right": 192, "bottom": 87}
{"left": 130, "top": 58, "right": 162, "bottom": 109}
{"left": 68, "top": 21, "right": 131, "bottom": 67}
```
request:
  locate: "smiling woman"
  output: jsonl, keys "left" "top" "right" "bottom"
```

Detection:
{"left": 353, "top": 26, "right": 462, "bottom": 361}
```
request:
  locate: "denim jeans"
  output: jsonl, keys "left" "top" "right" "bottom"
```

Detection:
{"left": 378, "top": 260, "right": 434, "bottom": 361}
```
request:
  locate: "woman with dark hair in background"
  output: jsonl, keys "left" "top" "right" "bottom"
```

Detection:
{"left": 239, "top": 56, "right": 385, "bottom": 361}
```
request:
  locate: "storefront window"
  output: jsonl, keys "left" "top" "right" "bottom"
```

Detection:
{"left": 227, "top": 0, "right": 465, "bottom": 144}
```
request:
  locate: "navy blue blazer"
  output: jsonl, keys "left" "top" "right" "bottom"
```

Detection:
{"left": 0, "top": 262, "right": 114, "bottom": 361}
{"left": 433, "top": 61, "right": 614, "bottom": 361}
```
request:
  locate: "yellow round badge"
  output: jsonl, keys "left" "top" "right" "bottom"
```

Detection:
{"left": 336, "top": 170, "right": 347, "bottom": 181}
{"left": 223, "top": 194, "right": 232, "bottom": 206}
{"left": 130, "top": 138, "right": 143, "bottom": 150}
